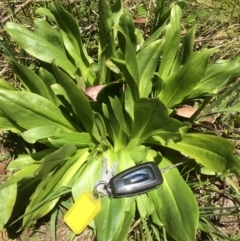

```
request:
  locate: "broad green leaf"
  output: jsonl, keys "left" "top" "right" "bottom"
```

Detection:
{"left": 4, "top": 22, "right": 76, "bottom": 77}
{"left": 21, "top": 126, "right": 64, "bottom": 143}
{"left": 36, "top": 144, "right": 77, "bottom": 179}
{"left": 0, "top": 89, "right": 76, "bottom": 132}
{"left": 105, "top": 59, "right": 121, "bottom": 74}
{"left": 159, "top": 49, "right": 212, "bottom": 108}
{"left": 128, "top": 98, "right": 169, "bottom": 148}
{"left": 50, "top": 83, "right": 71, "bottom": 106}
{"left": 158, "top": 5, "right": 182, "bottom": 79}
{"left": 165, "top": 133, "right": 236, "bottom": 173}
{"left": 95, "top": 197, "right": 135, "bottom": 241}
{"left": 111, "top": 0, "right": 124, "bottom": 39}
{"left": 0, "top": 110, "right": 23, "bottom": 133}
{"left": 35, "top": 7, "right": 56, "bottom": 21}
{"left": 7, "top": 150, "right": 53, "bottom": 171}
{"left": 94, "top": 112, "right": 111, "bottom": 148}
{"left": 48, "top": 132, "right": 93, "bottom": 148}
{"left": 189, "top": 54, "right": 240, "bottom": 98}
{"left": 38, "top": 68, "right": 59, "bottom": 105}
{"left": 108, "top": 56, "right": 125, "bottom": 68}
{"left": 90, "top": 147, "right": 136, "bottom": 240}
{"left": 52, "top": 63, "right": 101, "bottom": 143}
{"left": 101, "top": 102, "right": 115, "bottom": 140}
{"left": 8, "top": 59, "right": 53, "bottom": 101}
{"left": 97, "top": 0, "right": 114, "bottom": 84}
{"left": 135, "top": 28, "right": 144, "bottom": 49}
{"left": 0, "top": 184, "right": 17, "bottom": 230}
{"left": 171, "top": 26, "right": 195, "bottom": 72}
{"left": 0, "top": 165, "right": 40, "bottom": 191}
{"left": 180, "top": 26, "right": 196, "bottom": 65}
{"left": 122, "top": 65, "right": 139, "bottom": 102}
{"left": 116, "top": 147, "right": 136, "bottom": 171}
{"left": 153, "top": 0, "right": 171, "bottom": 31}
{"left": 22, "top": 149, "right": 89, "bottom": 229}
{"left": 71, "top": 155, "right": 102, "bottom": 201}
{"left": 118, "top": 13, "right": 136, "bottom": 50}
{"left": 109, "top": 96, "right": 130, "bottom": 135}
{"left": 146, "top": 118, "right": 189, "bottom": 145}
{"left": 116, "top": 13, "right": 139, "bottom": 99}
{"left": 153, "top": 157, "right": 199, "bottom": 241}
{"left": 13, "top": 177, "right": 42, "bottom": 221}
{"left": 34, "top": 18, "right": 65, "bottom": 53}
{"left": 128, "top": 145, "right": 147, "bottom": 164}
{"left": 101, "top": 100, "right": 128, "bottom": 151}
{"left": 142, "top": 23, "right": 166, "bottom": 48}
{"left": 137, "top": 194, "right": 155, "bottom": 217}
{"left": 150, "top": 190, "right": 163, "bottom": 226}
{"left": 124, "top": 84, "right": 135, "bottom": 127}
{"left": 50, "top": 3, "right": 95, "bottom": 84}
{"left": 95, "top": 87, "right": 128, "bottom": 150}
{"left": 94, "top": 112, "right": 107, "bottom": 141}
{"left": 112, "top": 202, "right": 135, "bottom": 241}
{"left": 0, "top": 78, "right": 16, "bottom": 90}
{"left": 137, "top": 40, "right": 163, "bottom": 98}
{"left": 93, "top": 145, "right": 138, "bottom": 241}
{"left": 39, "top": 68, "right": 56, "bottom": 86}
{"left": 49, "top": 3, "right": 80, "bottom": 64}
{"left": 136, "top": 3, "right": 147, "bottom": 16}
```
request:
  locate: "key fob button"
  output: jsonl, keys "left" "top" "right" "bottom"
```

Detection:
{"left": 109, "top": 162, "right": 163, "bottom": 197}
{"left": 126, "top": 171, "right": 149, "bottom": 183}
{"left": 123, "top": 168, "right": 153, "bottom": 185}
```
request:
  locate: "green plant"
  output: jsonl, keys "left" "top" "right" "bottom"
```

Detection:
{"left": 1, "top": 1, "right": 240, "bottom": 240}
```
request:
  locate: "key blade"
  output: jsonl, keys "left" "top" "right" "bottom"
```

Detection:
{"left": 160, "top": 161, "right": 187, "bottom": 173}
{"left": 95, "top": 159, "right": 118, "bottom": 196}
{"left": 102, "top": 158, "right": 108, "bottom": 175}
{"left": 101, "top": 159, "right": 118, "bottom": 181}
{"left": 110, "top": 161, "right": 118, "bottom": 176}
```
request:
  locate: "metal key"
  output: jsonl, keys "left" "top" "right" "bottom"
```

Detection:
{"left": 95, "top": 158, "right": 118, "bottom": 195}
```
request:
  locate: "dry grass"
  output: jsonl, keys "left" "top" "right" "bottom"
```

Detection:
{"left": 183, "top": 0, "right": 240, "bottom": 61}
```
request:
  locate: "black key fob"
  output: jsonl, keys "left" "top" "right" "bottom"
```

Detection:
{"left": 109, "top": 162, "right": 163, "bottom": 197}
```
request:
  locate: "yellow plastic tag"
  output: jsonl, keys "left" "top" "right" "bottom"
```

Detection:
{"left": 64, "top": 192, "right": 101, "bottom": 234}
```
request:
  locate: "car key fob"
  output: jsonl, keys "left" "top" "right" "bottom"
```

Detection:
{"left": 109, "top": 162, "right": 163, "bottom": 197}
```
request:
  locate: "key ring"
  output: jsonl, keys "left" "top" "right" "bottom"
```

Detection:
{"left": 93, "top": 180, "right": 112, "bottom": 197}
{"left": 93, "top": 180, "right": 111, "bottom": 198}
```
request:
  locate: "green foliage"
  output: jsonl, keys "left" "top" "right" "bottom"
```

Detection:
{"left": 156, "top": 157, "right": 199, "bottom": 241}
{"left": 0, "top": 183, "right": 17, "bottom": 230}
{"left": 1, "top": 0, "right": 240, "bottom": 240}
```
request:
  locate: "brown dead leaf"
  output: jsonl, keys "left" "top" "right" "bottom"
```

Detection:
{"left": 0, "top": 162, "right": 6, "bottom": 175}
{"left": 176, "top": 105, "right": 219, "bottom": 123}
{"left": 201, "top": 114, "right": 220, "bottom": 124}
{"left": 176, "top": 105, "right": 198, "bottom": 118}
{"left": 0, "top": 229, "right": 8, "bottom": 241}
{"left": 85, "top": 85, "right": 105, "bottom": 101}
{"left": 134, "top": 17, "right": 149, "bottom": 24}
